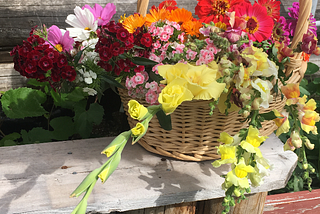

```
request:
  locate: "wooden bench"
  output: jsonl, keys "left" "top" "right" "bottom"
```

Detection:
{"left": 0, "top": 134, "right": 297, "bottom": 214}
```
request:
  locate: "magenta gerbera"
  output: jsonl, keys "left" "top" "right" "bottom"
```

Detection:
{"left": 235, "top": 2, "right": 274, "bottom": 42}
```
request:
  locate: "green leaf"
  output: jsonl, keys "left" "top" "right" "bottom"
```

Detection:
{"left": 299, "top": 86, "right": 310, "bottom": 96}
{"left": 272, "top": 45, "right": 278, "bottom": 57}
{"left": 1, "top": 87, "right": 48, "bottom": 119}
{"left": 74, "top": 49, "right": 84, "bottom": 65}
{"left": 156, "top": 110, "right": 172, "bottom": 131}
{"left": 3, "top": 140, "right": 17, "bottom": 147}
{"left": 100, "top": 75, "right": 124, "bottom": 88}
{"left": 87, "top": 103, "right": 104, "bottom": 125}
{"left": 305, "top": 62, "right": 320, "bottom": 75}
{"left": 0, "top": 132, "right": 21, "bottom": 146}
{"left": 70, "top": 168, "right": 100, "bottom": 198}
{"left": 21, "top": 127, "right": 53, "bottom": 144}
{"left": 67, "top": 87, "right": 86, "bottom": 102}
{"left": 50, "top": 116, "right": 75, "bottom": 140}
{"left": 27, "top": 79, "right": 50, "bottom": 87}
{"left": 259, "top": 111, "right": 277, "bottom": 120}
{"left": 312, "top": 77, "right": 320, "bottom": 85}
{"left": 131, "top": 57, "right": 158, "bottom": 66}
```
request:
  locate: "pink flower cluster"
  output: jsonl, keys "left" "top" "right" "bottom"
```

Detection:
{"left": 125, "top": 70, "right": 162, "bottom": 105}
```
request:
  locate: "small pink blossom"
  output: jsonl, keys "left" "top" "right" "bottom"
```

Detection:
{"left": 200, "top": 49, "right": 214, "bottom": 64}
{"left": 174, "top": 43, "right": 185, "bottom": 53}
{"left": 125, "top": 77, "right": 137, "bottom": 89}
{"left": 160, "top": 32, "right": 170, "bottom": 42}
{"left": 205, "top": 38, "right": 214, "bottom": 45}
{"left": 199, "top": 26, "right": 211, "bottom": 36}
{"left": 149, "top": 53, "right": 161, "bottom": 63}
{"left": 132, "top": 73, "right": 145, "bottom": 85}
{"left": 178, "top": 33, "right": 185, "bottom": 43}
{"left": 156, "top": 27, "right": 164, "bottom": 35}
{"left": 164, "top": 25, "right": 174, "bottom": 35}
{"left": 206, "top": 45, "right": 219, "bottom": 54}
{"left": 145, "top": 81, "right": 158, "bottom": 92}
{"left": 153, "top": 40, "right": 161, "bottom": 49}
{"left": 145, "top": 90, "right": 158, "bottom": 104}
{"left": 141, "top": 70, "right": 149, "bottom": 82}
{"left": 186, "top": 49, "right": 197, "bottom": 60}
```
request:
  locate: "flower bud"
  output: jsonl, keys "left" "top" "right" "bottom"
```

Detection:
{"left": 245, "top": 105, "right": 251, "bottom": 112}
{"left": 233, "top": 188, "right": 241, "bottom": 197}
{"left": 240, "top": 93, "right": 251, "bottom": 102}
{"left": 291, "top": 131, "right": 302, "bottom": 148}
{"left": 223, "top": 68, "right": 230, "bottom": 76}
{"left": 252, "top": 98, "right": 262, "bottom": 110}
{"left": 303, "top": 163, "right": 308, "bottom": 170}
{"left": 304, "top": 138, "right": 315, "bottom": 150}
{"left": 242, "top": 110, "right": 250, "bottom": 118}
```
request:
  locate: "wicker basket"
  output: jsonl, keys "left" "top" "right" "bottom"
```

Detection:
{"left": 119, "top": 0, "right": 311, "bottom": 161}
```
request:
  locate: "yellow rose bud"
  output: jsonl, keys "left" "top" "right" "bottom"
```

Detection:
{"left": 128, "top": 100, "right": 148, "bottom": 121}
{"left": 131, "top": 122, "right": 146, "bottom": 136}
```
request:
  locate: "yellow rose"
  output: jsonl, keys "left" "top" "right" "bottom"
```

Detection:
{"left": 182, "top": 63, "right": 226, "bottom": 100}
{"left": 157, "top": 63, "right": 188, "bottom": 84}
{"left": 131, "top": 122, "right": 146, "bottom": 136}
{"left": 158, "top": 78, "right": 194, "bottom": 114}
{"left": 128, "top": 100, "right": 148, "bottom": 120}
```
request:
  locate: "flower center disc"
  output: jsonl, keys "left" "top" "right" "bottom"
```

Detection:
{"left": 210, "top": 0, "right": 230, "bottom": 16}
{"left": 245, "top": 16, "right": 259, "bottom": 34}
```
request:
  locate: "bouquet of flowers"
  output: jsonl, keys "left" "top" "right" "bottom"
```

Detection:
{"left": 9, "top": 0, "right": 320, "bottom": 213}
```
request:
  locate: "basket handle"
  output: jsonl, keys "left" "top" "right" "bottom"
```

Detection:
{"left": 137, "top": 0, "right": 149, "bottom": 16}
{"left": 285, "top": 0, "right": 312, "bottom": 77}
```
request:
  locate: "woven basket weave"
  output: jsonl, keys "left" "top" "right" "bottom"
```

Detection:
{"left": 119, "top": 0, "right": 311, "bottom": 161}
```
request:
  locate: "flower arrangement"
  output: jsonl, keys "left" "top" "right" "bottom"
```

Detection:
{"left": 7, "top": 0, "right": 320, "bottom": 214}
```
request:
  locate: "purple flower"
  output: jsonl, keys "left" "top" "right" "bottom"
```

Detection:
{"left": 271, "top": 16, "right": 290, "bottom": 45}
{"left": 47, "top": 25, "right": 74, "bottom": 52}
{"left": 286, "top": 2, "right": 317, "bottom": 37}
{"left": 82, "top": 3, "right": 116, "bottom": 26}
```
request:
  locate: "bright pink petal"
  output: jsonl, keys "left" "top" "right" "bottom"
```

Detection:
{"left": 47, "top": 25, "right": 62, "bottom": 46}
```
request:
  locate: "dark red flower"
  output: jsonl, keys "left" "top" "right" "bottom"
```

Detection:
{"left": 25, "top": 59, "right": 38, "bottom": 74}
{"left": 99, "top": 46, "right": 113, "bottom": 61}
{"left": 38, "top": 56, "right": 53, "bottom": 71}
{"left": 27, "top": 35, "right": 45, "bottom": 46}
{"left": 61, "top": 66, "right": 76, "bottom": 82}
{"left": 111, "top": 42, "right": 124, "bottom": 56}
{"left": 45, "top": 49, "right": 59, "bottom": 62}
{"left": 97, "top": 61, "right": 112, "bottom": 72}
{"left": 123, "top": 35, "right": 134, "bottom": 49}
{"left": 34, "top": 43, "right": 50, "bottom": 51}
{"left": 57, "top": 55, "right": 68, "bottom": 68}
{"left": 116, "top": 28, "right": 130, "bottom": 42}
{"left": 230, "top": 88, "right": 243, "bottom": 108}
{"left": 141, "top": 33, "right": 152, "bottom": 47}
{"left": 27, "top": 50, "right": 42, "bottom": 61}
{"left": 18, "top": 43, "right": 32, "bottom": 57}
{"left": 134, "top": 65, "right": 145, "bottom": 73}
{"left": 10, "top": 45, "right": 20, "bottom": 56}
{"left": 51, "top": 67, "right": 61, "bottom": 82}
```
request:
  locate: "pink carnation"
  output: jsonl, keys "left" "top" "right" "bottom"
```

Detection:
{"left": 145, "top": 90, "right": 158, "bottom": 104}
{"left": 160, "top": 32, "right": 170, "bottom": 42}
{"left": 145, "top": 81, "right": 158, "bottom": 92}
{"left": 132, "top": 73, "right": 145, "bottom": 85}
{"left": 186, "top": 49, "right": 197, "bottom": 60}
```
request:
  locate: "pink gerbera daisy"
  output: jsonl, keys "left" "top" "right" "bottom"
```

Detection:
{"left": 235, "top": 2, "right": 274, "bottom": 42}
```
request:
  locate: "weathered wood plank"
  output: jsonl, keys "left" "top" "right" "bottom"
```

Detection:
{"left": 264, "top": 189, "right": 320, "bottom": 213}
{"left": 0, "top": 134, "right": 297, "bottom": 214}
{"left": 0, "top": 63, "right": 28, "bottom": 91}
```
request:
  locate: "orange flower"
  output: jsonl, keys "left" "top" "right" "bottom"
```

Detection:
{"left": 145, "top": 8, "right": 170, "bottom": 26}
{"left": 122, "top": 13, "right": 146, "bottom": 33}
{"left": 168, "top": 8, "right": 193, "bottom": 27}
{"left": 182, "top": 20, "right": 203, "bottom": 37}
{"left": 274, "top": 41, "right": 294, "bottom": 62}
{"left": 281, "top": 83, "right": 300, "bottom": 105}
{"left": 299, "top": 110, "right": 320, "bottom": 134}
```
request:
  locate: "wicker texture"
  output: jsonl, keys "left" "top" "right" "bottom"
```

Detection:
{"left": 119, "top": 0, "right": 311, "bottom": 161}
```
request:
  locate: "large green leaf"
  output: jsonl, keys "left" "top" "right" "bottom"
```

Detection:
{"left": 1, "top": 87, "right": 48, "bottom": 119}
{"left": 74, "top": 112, "right": 93, "bottom": 138}
{"left": 131, "top": 57, "right": 158, "bottom": 66}
{"left": 0, "top": 132, "right": 20, "bottom": 147}
{"left": 50, "top": 116, "right": 75, "bottom": 140}
{"left": 21, "top": 127, "right": 53, "bottom": 144}
{"left": 305, "top": 62, "right": 320, "bottom": 75}
{"left": 259, "top": 111, "right": 277, "bottom": 120}
{"left": 156, "top": 110, "right": 172, "bottom": 131}
{"left": 87, "top": 103, "right": 104, "bottom": 125}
